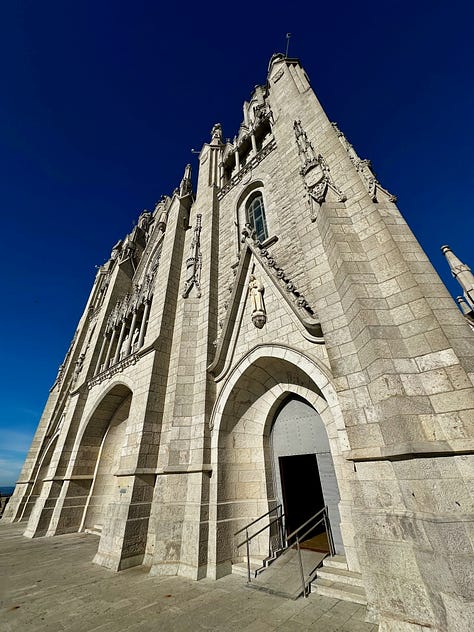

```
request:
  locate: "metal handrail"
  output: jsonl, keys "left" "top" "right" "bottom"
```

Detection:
{"left": 234, "top": 504, "right": 282, "bottom": 537}
{"left": 236, "top": 515, "right": 285, "bottom": 548}
{"left": 286, "top": 505, "right": 327, "bottom": 542}
{"left": 232, "top": 504, "right": 335, "bottom": 595}
{"left": 233, "top": 504, "right": 285, "bottom": 583}
{"left": 290, "top": 506, "right": 335, "bottom": 599}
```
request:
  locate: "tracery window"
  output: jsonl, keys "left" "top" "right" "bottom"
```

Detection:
{"left": 246, "top": 192, "right": 268, "bottom": 242}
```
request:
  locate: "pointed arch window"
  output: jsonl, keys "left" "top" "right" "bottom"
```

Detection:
{"left": 246, "top": 192, "right": 268, "bottom": 242}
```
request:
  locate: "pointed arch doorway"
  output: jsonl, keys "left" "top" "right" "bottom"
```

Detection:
{"left": 270, "top": 396, "right": 343, "bottom": 553}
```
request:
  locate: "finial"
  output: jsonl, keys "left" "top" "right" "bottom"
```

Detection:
{"left": 179, "top": 163, "right": 193, "bottom": 197}
{"left": 456, "top": 296, "right": 472, "bottom": 315}
{"left": 285, "top": 33, "right": 292, "bottom": 58}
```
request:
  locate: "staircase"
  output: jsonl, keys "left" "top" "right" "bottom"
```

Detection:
{"left": 232, "top": 556, "right": 267, "bottom": 577}
{"left": 84, "top": 524, "right": 103, "bottom": 536}
{"left": 247, "top": 547, "right": 327, "bottom": 600}
{"left": 235, "top": 505, "right": 338, "bottom": 599}
{"left": 312, "top": 554, "right": 367, "bottom": 605}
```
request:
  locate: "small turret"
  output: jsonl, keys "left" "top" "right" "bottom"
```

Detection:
{"left": 179, "top": 163, "right": 193, "bottom": 198}
{"left": 441, "top": 245, "right": 474, "bottom": 309}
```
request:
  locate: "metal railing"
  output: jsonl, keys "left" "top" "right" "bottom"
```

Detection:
{"left": 235, "top": 505, "right": 335, "bottom": 597}
{"left": 235, "top": 504, "right": 285, "bottom": 582}
{"left": 286, "top": 506, "right": 335, "bottom": 598}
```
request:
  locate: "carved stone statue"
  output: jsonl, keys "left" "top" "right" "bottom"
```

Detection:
{"left": 119, "top": 334, "right": 129, "bottom": 359}
{"left": 210, "top": 123, "right": 223, "bottom": 144}
{"left": 131, "top": 327, "right": 140, "bottom": 351}
{"left": 110, "top": 240, "right": 122, "bottom": 261}
{"left": 138, "top": 210, "right": 152, "bottom": 232}
{"left": 248, "top": 275, "right": 266, "bottom": 328}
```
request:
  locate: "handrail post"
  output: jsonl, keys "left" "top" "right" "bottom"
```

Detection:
{"left": 246, "top": 528, "right": 251, "bottom": 582}
{"left": 279, "top": 505, "right": 285, "bottom": 549}
{"left": 296, "top": 536, "right": 306, "bottom": 598}
{"left": 323, "top": 507, "right": 335, "bottom": 556}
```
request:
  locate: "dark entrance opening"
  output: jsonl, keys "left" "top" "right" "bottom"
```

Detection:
{"left": 279, "top": 453, "right": 328, "bottom": 551}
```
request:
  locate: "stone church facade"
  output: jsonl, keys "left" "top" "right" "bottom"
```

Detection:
{"left": 3, "top": 55, "right": 474, "bottom": 631}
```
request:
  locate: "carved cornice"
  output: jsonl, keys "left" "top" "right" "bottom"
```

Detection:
{"left": 87, "top": 352, "right": 140, "bottom": 389}
{"left": 242, "top": 229, "right": 317, "bottom": 319}
{"left": 182, "top": 214, "right": 202, "bottom": 298}
{"left": 331, "top": 121, "right": 396, "bottom": 203}
{"left": 294, "top": 120, "right": 346, "bottom": 221}
{"left": 208, "top": 234, "right": 323, "bottom": 378}
{"left": 217, "top": 139, "right": 276, "bottom": 200}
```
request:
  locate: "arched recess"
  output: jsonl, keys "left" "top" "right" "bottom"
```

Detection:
{"left": 208, "top": 345, "right": 348, "bottom": 578}
{"left": 59, "top": 383, "right": 133, "bottom": 536}
{"left": 18, "top": 436, "right": 58, "bottom": 522}
{"left": 270, "top": 396, "right": 343, "bottom": 552}
{"left": 235, "top": 180, "right": 269, "bottom": 243}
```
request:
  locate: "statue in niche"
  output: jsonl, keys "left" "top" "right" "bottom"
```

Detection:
{"left": 248, "top": 275, "right": 267, "bottom": 329}
{"left": 242, "top": 223, "right": 257, "bottom": 243}
{"left": 293, "top": 119, "right": 318, "bottom": 169}
{"left": 110, "top": 240, "right": 122, "bottom": 261}
{"left": 119, "top": 334, "right": 129, "bottom": 359}
{"left": 121, "top": 235, "right": 136, "bottom": 261}
{"left": 138, "top": 210, "right": 152, "bottom": 232}
{"left": 131, "top": 327, "right": 140, "bottom": 351}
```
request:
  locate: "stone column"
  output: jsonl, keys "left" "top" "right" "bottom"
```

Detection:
{"left": 250, "top": 131, "right": 257, "bottom": 155}
{"left": 103, "top": 327, "right": 116, "bottom": 370}
{"left": 94, "top": 333, "right": 108, "bottom": 376}
{"left": 124, "top": 310, "right": 138, "bottom": 356}
{"left": 113, "top": 319, "right": 127, "bottom": 364}
{"left": 234, "top": 149, "right": 240, "bottom": 173}
{"left": 137, "top": 301, "right": 151, "bottom": 349}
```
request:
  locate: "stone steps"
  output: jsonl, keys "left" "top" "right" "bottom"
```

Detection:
{"left": 312, "top": 556, "right": 367, "bottom": 605}
{"left": 232, "top": 556, "right": 266, "bottom": 577}
{"left": 84, "top": 524, "right": 103, "bottom": 536}
{"left": 246, "top": 548, "right": 327, "bottom": 600}
{"left": 316, "top": 566, "right": 364, "bottom": 587}
{"left": 321, "top": 554, "right": 347, "bottom": 570}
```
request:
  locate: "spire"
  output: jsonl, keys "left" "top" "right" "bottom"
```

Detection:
{"left": 179, "top": 164, "right": 193, "bottom": 198}
{"left": 441, "top": 245, "right": 474, "bottom": 309}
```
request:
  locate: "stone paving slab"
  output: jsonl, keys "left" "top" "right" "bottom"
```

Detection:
{"left": 0, "top": 522, "right": 378, "bottom": 631}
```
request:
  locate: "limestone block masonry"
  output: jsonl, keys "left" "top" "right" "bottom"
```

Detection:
{"left": 3, "top": 54, "right": 474, "bottom": 632}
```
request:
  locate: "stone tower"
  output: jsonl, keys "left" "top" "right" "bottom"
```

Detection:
{"left": 3, "top": 55, "right": 474, "bottom": 632}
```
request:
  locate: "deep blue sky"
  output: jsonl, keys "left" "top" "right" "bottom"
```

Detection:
{"left": 1, "top": 1, "right": 473, "bottom": 486}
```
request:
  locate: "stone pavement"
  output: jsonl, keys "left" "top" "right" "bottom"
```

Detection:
{"left": 0, "top": 522, "right": 378, "bottom": 631}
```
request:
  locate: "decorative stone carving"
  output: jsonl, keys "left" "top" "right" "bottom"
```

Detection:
{"left": 70, "top": 352, "right": 85, "bottom": 388}
{"left": 331, "top": 121, "right": 396, "bottom": 202}
{"left": 179, "top": 164, "right": 193, "bottom": 198}
{"left": 217, "top": 139, "right": 277, "bottom": 200}
{"left": 120, "top": 235, "right": 136, "bottom": 262}
{"left": 248, "top": 275, "right": 267, "bottom": 328}
{"left": 210, "top": 123, "right": 223, "bottom": 144}
{"left": 272, "top": 68, "right": 284, "bottom": 83}
{"left": 87, "top": 351, "right": 139, "bottom": 389}
{"left": 183, "top": 214, "right": 202, "bottom": 298}
{"left": 294, "top": 119, "right": 319, "bottom": 172}
{"left": 52, "top": 332, "right": 78, "bottom": 389}
{"left": 110, "top": 240, "right": 122, "bottom": 261}
{"left": 243, "top": 228, "right": 315, "bottom": 317}
{"left": 131, "top": 327, "right": 140, "bottom": 352}
{"left": 138, "top": 210, "right": 152, "bottom": 232}
{"left": 294, "top": 120, "right": 346, "bottom": 221}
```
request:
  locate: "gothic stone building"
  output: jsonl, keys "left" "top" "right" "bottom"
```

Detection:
{"left": 3, "top": 55, "right": 474, "bottom": 632}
